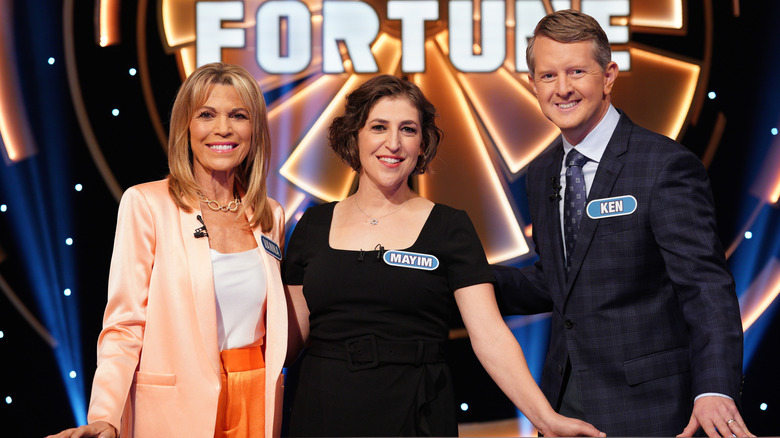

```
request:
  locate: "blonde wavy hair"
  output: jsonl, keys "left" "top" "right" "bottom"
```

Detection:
{"left": 167, "top": 62, "right": 274, "bottom": 232}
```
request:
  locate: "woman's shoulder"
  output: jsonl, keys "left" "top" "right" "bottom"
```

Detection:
{"left": 265, "top": 196, "right": 283, "bottom": 216}
{"left": 425, "top": 203, "right": 479, "bottom": 236}
{"left": 119, "top": 178, "right": 172, "bottom": 205}
{"left": 429, "top": 202, "right": 468, "bottom": 220}
{"left": 124, "top": 178, "right": 169, "bottom": 197}
{"left": 301, "top": 201, "right": 337, "bottom": 222}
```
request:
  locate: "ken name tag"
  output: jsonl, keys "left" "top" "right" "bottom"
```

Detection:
{"left": 586, "top": 195, "right": 637, "bottom": 219}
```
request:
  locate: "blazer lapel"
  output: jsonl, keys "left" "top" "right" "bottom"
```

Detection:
{"left": 564, "top": 115, "right": 631, "bottom": 294}
{"left": 248, "top": 208, "right": 288, "bottom": 438}
{"left": 251, "top": 214, "right": 286, "bottom": 376}
{"left": 179, "top": 208, "right": 221, "bottom": 377}
{"left": 544, "top": 144, "right": 568, "bottom": 295}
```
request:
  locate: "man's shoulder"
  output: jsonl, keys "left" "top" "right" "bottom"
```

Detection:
{"left": 616, "top": 113, "right": 692, "bottom": 156}
{"left": 527, "top": 139, "right": 562, "bottom": 172}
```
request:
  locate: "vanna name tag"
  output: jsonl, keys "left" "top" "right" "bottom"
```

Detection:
{"left": 383, "top": 250, "right": 439, "bottom": 271}
{"left": 587, "top": 195, "right": 637, "bottom": 219}
{"left": 261, "top": 236, "right": 282, "bottom": 260}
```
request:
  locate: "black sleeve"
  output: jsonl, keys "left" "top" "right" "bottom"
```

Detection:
{"left": 282, "top": 207, "right": 311, "bottom": 286}
{"left": 443, "top": 208, "right": 496, "bottom": 291}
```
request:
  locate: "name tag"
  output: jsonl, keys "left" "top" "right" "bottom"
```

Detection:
{"left": 261, "top": 236, "right": 282, "bottom": 260}
{"left": 383, "top": 250, "right": 439, "bottom": 271}
{"left": 587, "top": 195, "right": 637, "bottom": 219}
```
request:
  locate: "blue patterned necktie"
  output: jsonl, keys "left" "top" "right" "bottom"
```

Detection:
{"left": 564, "top": 148, "right": 589, "bottom": 270}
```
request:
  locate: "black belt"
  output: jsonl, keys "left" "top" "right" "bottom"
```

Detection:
{"left": 307, "top": 335, "right": 445, "bottom": 370}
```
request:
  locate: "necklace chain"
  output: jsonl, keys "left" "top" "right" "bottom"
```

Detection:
{"left": 354, "top": 196, "right": 410, "bottom": 225}
{"left": 198, "top": 192, "right": 241, "bottom": 213}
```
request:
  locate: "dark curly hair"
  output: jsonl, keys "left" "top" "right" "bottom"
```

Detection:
{"left": 328, "top": 75, "right": 443, "bottom": 175}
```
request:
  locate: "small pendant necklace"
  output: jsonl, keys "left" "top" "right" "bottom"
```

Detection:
{"left": 355, "top": 196, "right": 410, "bottom": 225}
{"left": 198, "top": 192, "right": 241, "bottom": 212}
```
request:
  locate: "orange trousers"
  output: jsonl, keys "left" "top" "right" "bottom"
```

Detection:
{"left": 214, "top": 345, "right": 265, "bottom": 438}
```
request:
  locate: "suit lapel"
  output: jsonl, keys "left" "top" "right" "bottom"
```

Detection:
{"left": 250, "top": 210, "right": 286, "bottom": 378}
{"left": 179, "top": 207, "right": 221, "bottom": 377}
{"left": 564, "top": 115, "right": 631, "bottom": 294}
{"left": 248, "top": 208, "right": 288, "bottom": 438}
{"left": 544, "top": 144, "right": 568, "bottom": 295}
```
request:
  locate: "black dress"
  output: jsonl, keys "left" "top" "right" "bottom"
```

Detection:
{"left": 283, "top": 202, "right": 494, "bottom": 437}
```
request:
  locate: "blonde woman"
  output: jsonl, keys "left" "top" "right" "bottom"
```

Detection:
{"left": 48, "top": 63, "right": 287, "bottom": 438}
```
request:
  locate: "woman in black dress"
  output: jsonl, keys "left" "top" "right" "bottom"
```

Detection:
{"left": 284, "top": 75, "right": 603, "bottom": 437}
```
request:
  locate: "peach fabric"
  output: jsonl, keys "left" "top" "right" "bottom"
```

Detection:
{"left": 215, "top": 346, "right": 266, "bottom": 438}
{"left": 86, "top": 180, "right": 287, "bottom": 438}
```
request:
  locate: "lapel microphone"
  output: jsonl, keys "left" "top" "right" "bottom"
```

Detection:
{"left": 194, "top": 215, "right": 209, "bottom": 238}
{"left": 358, "top": 245, "right": 385, "bottom": 262}
{"left": 549, "top": 177, "right": 562, "bottom": 201}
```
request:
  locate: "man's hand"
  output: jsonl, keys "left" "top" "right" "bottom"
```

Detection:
{"left": 677, "top": 396, "right": 754, "bottom": 438}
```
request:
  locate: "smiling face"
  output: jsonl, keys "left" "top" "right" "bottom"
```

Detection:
{"left": 189, "top": 84, "right": 252, "bottom": 181}
{"left": 357, "top": 96, "right": 422, "bottom": 191}
{"left": 529, "top": 36, "right": 618, "bottom": 145}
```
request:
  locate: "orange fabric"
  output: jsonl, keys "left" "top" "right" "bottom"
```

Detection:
{"left": 215, "top": 346, "right": 266, "bottom": 438}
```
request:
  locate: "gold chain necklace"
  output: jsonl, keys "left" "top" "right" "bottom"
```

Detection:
{"left": 354, "top": 196, "right": 410, "bottom": 225}
{"left": 198, "top": 193, "right": 241, "bottom": 212}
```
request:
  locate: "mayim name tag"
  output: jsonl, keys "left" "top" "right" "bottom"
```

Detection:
{"left": 383, "top": 250, "right": 439, "bottom": 271}
{"left": 261, "top": 236, "right": 282, "bottom": 260}
{"left": 586, "top": 195, "right": 637, "bottom": 219}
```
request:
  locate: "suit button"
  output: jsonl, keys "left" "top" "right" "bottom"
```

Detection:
{"left": 564, "top": 319, "right": 574, "bottom": 329}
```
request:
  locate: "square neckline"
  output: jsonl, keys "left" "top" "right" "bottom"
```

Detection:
{"left": 326, "top": 202, "right": 440, "bottom": 253}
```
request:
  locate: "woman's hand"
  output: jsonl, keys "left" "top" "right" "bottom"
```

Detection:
{"left": 535, "top": 412, "right": 606, "bottom": 437}
{"left": 45, "top": 421, "right": 117, "bottom": 438}
{"left": 454, "top": 284, "right": 604, "bottom": 437}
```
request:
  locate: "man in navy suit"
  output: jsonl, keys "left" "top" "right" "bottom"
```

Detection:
{"left": 494, "top": 9, "right": 752, "bottom": 437}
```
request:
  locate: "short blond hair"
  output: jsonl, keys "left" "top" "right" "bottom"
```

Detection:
{"left": 526, "top": 9, "right": 612, "bottom": 77}
{"left": 167, "top": 62, "right": 274, "bottom": 232}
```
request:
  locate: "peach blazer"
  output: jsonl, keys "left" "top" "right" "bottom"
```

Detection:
{"left": 86, "top": 179, "right": 287, "bottom": 437}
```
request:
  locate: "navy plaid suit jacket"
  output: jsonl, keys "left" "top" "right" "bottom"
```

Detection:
{"left": 494, "top": 112, "right": 743, "bottom": 435}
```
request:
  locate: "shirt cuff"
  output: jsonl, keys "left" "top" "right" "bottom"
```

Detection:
{"left": 695, "top": 392, "right": 733, "bottom": 402}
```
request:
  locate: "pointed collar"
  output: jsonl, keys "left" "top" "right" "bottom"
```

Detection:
{"left": 561, "top": 104, "right": 620, "bottom": 163}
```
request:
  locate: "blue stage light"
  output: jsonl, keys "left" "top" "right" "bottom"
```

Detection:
{"left": 0, "top": 330, "right": 4, "bottom": 338}
{"left": 112, "top": 109, "right": 120, "bottom": 117}
{"left": 0, "top": 204, "right": 6, "bottom": 212}
{"left": 771, "top": 128, "right": 778, "bottom": 136}
{"left": 0, "top": 152, "right": 87, "bottom": 425}
{"left": 708, "top": 91, "right": 716, "bottom": 99}
{"left": 69, "top": 371, "right": 77, "bottom": 378}
{"left": 129, "top": 68, "right": 137, "bottom": 76}
{"left": 745, "top": 231, "right": 753, "bottom": 239}
{"left": 5, "top": 396, "right": 11, "bottom": 404}
{"left": 74, "top": 184, "right": 82, "bottom": 192}
{"left": 760, "top": 403, "right": 767, "bottom": 411}
{"left": 48, "top": 57, "right": 55, "bottom": 65}
{"left": 63, "top": 288, "right": 71, "bottom": 296}
{"left": 460, "top": 403, "right": 469, "bottom": 411}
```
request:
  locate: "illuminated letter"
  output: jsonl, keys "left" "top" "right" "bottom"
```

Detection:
{"left": 387, "top": 1, "right": 439, "bottom": 72}
{"left": 196, "top": 1, "right": 245, "bottom": 66}
{"left": 582, "top": 0, "right": 630, "bottom": 70}
{"left": 514, "top": 0, "right": 547, "bottom": 72}
{"left": 322, "top": 1, "right": 379, "bottom": 73}
{"left": 449, "top": 0, "right": 506, "bottom": 73}
{"left": 257, "top": 1, "right": 312, "bottom": 73}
